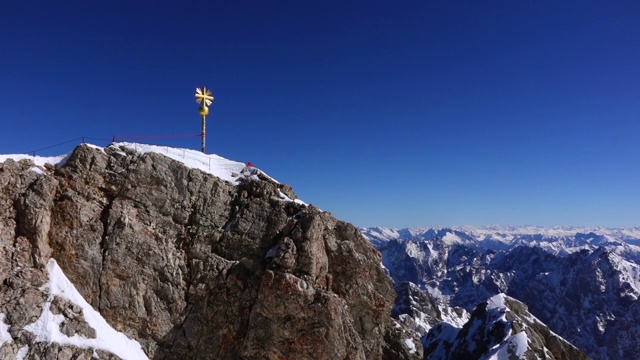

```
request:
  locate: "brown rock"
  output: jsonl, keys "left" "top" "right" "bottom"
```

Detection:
{"left": 1, "top": 144, "right": 398, "bottom": 359}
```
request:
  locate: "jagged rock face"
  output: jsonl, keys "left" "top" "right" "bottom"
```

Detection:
{"left": 389, "top": 281, "right": 468, "bottom": 360}
{"left": 0, "top": 144, "right": 402, "bottom": 359}
{"left": 391, "top": 281, "right": 469, "bottom": 336}
{"left": 423, "top": 294, "right": 589, "bottom": 360}
{"left": 378, "top": 236, "right": 640, "bottom": 359}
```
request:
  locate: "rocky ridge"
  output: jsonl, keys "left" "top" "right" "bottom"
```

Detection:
{"left": 423, "top": 293, "right": 587, "bottom": 360}
{"left": 390, "top": 283, "right": 587, "bottom": 359}
{"left": 0, "top": 143, "right": 418, "bottom": 359}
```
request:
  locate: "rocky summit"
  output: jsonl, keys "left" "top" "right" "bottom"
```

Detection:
{"left": 0, "top": 143, "right": 418, "bottom": 359}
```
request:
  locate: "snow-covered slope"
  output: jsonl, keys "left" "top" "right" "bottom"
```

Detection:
{"left": 0, "top": 260, "right": 147, "bottom": 359}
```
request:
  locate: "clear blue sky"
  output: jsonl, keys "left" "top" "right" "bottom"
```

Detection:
{"left": 1, "top": 1, "right": 638, "bottom": 228}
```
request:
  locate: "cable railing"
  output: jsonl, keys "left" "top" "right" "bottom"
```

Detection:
{"left": 27, "top": 137, "right": 112, "bottom": 156}
{"left": 25, "top": 134, "right": 203, "bottom": 156}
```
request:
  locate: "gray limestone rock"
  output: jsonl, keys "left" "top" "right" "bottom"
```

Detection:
{"left": 273, "top": 237, "right": 297, "bottom": 271}
{"left": 0, "top": 144, "right": 400, "bottom": 359}
{"left": 51, "top": 297, "right": 96, "bottom": 339}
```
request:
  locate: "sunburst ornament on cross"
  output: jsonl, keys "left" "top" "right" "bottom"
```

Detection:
{"left": 195, "top": 87, "right": 214, "bottom": 153}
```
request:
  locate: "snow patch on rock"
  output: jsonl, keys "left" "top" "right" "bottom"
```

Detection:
{"left": 482, "top": 331, "right": 528, "bottom": 360}
{"left": 23, "top": 259, "right": 148, "bottom": 360}
{"left": 0, "top": 313, "right": 12, "bottom": 347}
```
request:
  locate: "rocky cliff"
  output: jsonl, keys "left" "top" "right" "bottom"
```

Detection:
{"left": 0, "top": 143, "right": 417, "bottom": 359}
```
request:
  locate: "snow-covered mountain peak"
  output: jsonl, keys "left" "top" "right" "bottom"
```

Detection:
{"left": 423, "top": 292, "right": 587, "bottom": 359}
{"left": 2, "top": 142, "right": 268, "bottom": 186}
{"left": 362, "top": 226, "right": 640, "bottom": 263}
{"left": 486, "top": 293, "right": 506, "bottom": 312}
{"left": 1, "top": 142, "right": 308, "bottom": 206}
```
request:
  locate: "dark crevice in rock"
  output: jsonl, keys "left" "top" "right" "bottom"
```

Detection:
{"left": 13, "top": 174, "right": 37, "bottom": 241}
{"left": 222, "top": 185, "right": 249, "bottom": 234}
{"left": 176, "top": 216, "right": 197, "bottom": 343}
{"left": 12, "top": 197, "right": 28, "bottom": 240}
{"left": 160, "top": 302, "right": 196, "bottom": 359}
{"left": 87, "top": 154, "right": 97, "bottom": 172}
{"left": 10, "top": 198, "right": 21, "bottom": 270}
{"left": 98, "top": 195, "right": 115, "bottom": 311}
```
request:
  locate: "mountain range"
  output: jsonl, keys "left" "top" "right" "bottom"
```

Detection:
{"left": 362, "top": 226, "right": 640, "bottom": 359}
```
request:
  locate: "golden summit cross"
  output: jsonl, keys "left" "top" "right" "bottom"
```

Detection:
{"left": 195, "top": 87, "right": 214, "bottom": 106}
{"left": 195, "top": 87, "right": 214, "bottom": 153}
